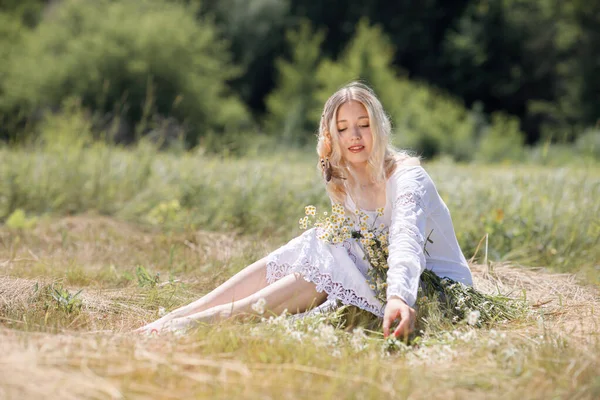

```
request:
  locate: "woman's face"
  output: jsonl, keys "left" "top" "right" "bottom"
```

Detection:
{"left": 335, "top": 100, "right": 373, "bottom": 167}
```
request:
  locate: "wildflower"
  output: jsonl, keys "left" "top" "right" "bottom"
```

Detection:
{"left": 305, "top": 205, "right": 316, "bottom": 216}
{"left": 376, "top": 207, "right": 384, "bottom": 217}
{"left": 350, "top": 327, "right": 367, "bottom": 352}
{"left": 251, "top": 297, "right": 267, "bottom": 315}
{"left": 318, "top": 324, "right": 338, "bottom": 346}
{"left": 467, "top": 310, "right": 480, "bottom": 326}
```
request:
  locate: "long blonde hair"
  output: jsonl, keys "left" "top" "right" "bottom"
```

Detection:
{"left": 316, "top": 81, "right": 419, "bottom": 205}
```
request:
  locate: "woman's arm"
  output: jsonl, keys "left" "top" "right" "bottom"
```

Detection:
{"left": 383, "top": 166, "right": 431, "bottom": 337}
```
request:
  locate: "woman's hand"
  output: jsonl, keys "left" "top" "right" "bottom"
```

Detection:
{"left": 382, "top": 296, "right": 416, "bottom": 339}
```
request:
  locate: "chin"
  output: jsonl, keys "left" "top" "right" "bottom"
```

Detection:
{"left": 346, "top": 156, "right": 370, "bottom": 166}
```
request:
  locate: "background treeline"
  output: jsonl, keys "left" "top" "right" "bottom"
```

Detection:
{"left": 1, "top": 0, "right": 599, "bottom": 161}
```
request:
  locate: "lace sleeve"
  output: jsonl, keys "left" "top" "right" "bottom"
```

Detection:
{"left": 386, "top": 166, "right": 430, "bottom": 307}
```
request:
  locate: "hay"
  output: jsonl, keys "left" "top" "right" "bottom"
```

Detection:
{"left": 472, "top": 262, "right": 600, "bottom": 343}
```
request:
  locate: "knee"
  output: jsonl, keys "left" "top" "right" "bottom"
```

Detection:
{"left": 293, "top": 273, "right": 328, "bottom": 307}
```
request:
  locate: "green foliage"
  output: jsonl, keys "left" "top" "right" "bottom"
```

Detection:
{"left": 419, "top": 270, "right": 527, "bottom": 326}
{"left": 389, "top": 80, "right": 479, "bottom": 161}
{"left": 265, "top": 20, "right": 325, "bottom": 144}
{"left": 32, "top": 282, "right": 83, "bottom": 314}
{"left": 1, "top": 0, "right": 249, "bottom": 146}
{"left": 37, "top": 97, "right": 94, "bottom": 151}
{"left": 312, "top": 19, "right": 522, "bottom": 161}
{"left": 0, "top": 12, "right": 27, "bottom": 140}
{"left": 442, "top": 0, "right": 600, "bottom": 143}
{"left": 0, "top": 0, "right": 45, "bottom": 27}
{"left": 315, "top": 19, "right": 399, "bottom": 120}
{"left": 575, "top": 128, "right": 600, "bottom": 160}
{"left": 146, "top": 200, "right": 184, "bottom": 226}
{"left": 5, "top": 208, "right": 37, "bottom": 230}
{"left": 51, "top": 286, "right": 83, "bottom": 314}
{"left": 476, "top": 112, "right": 524, "bottom": 162}
{"left": 136, "top": 265, "right": 160, "bottom": 288}
{"left": 201, "top": 0, "right": 290, "bottom": 106}
{"left": 1, "top": 146, "right": 598, "bottom": 282}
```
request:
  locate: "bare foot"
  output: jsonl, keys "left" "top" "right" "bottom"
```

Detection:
{"left": 166, "top": 306, "right": 227, "bottom": 333}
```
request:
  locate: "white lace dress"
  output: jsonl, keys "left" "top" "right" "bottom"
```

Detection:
{"left": 265, "top": 165, "right": 473, "bottom": 319}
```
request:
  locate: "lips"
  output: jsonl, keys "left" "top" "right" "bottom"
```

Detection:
{"left": 348, "top": 145, "right": 364, "bottom": 153}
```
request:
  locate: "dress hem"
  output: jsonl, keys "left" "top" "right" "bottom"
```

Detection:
{"left": 266, "top": 258, "right": 385, "bottom": 319}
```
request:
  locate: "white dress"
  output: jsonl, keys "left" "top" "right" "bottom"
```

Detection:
{"left": 265, "top": 165, "right": 473, "bottom": 319}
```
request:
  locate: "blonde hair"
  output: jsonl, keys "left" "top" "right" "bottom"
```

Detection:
{"left": 316, "top": 81, "right": 419, "bottom": 205}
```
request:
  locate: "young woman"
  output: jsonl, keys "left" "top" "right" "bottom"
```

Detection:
{"left": 136, "top": 82, "right": 473, "bottom": 339}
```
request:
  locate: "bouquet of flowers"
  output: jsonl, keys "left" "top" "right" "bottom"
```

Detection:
{"left": 300, "top": 204, "right": 526, "bottom": 326}
{"left": 300, "top": 203, "right": 390, "bottom": 304}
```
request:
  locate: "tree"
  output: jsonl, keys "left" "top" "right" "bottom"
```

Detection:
{"left": 1, "top": 0, "right": 249, "bottom": 146}
{"left": 315, "top": 19, "right": 485, "bottom": 160}
{"left": 265, "top": 20, "right": 325, "bottom": 144}
{"left": 200, "top": 0, "right": 291, "bottom": 112}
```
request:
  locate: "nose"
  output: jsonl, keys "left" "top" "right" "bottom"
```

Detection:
{"left": 351, "top": 125, "right": 362, "bottom": 140}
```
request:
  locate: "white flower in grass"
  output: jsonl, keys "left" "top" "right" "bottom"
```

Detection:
{"left": 250, "top": 327, "right": 262, "bottom": 337}
{"left": 251, "top": 297, "right": 267, "bottom": 315}
{"left": 467, "top": 310, "right": 481, "bottom": 326}
{"left": 350, "top": 327, "right": 367, "bottom": 352}
{"left": 158, "top": 306, "right": 167, "bottom": 317}
{"left": 289, "top": 330, "right": 304, "bottom": 342}
{"left": 318, "top": 324, "right": 338, "bottom": 347}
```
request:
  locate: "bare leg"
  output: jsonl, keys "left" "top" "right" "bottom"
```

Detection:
{"left": 137, "top": 257, "right": 271, "bottom": 332}
{"left": 165, "top": 272, "right": 328, "bottom": 332}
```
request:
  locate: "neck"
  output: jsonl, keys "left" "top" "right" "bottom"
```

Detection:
{"left": 349, "top": 162, "right": 372, "bottom": 187}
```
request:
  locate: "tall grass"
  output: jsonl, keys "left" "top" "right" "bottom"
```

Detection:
{"left": 1, "top": 97, "right": 599, "bottom": 400}
{"left": 1, "top": 143, "right": 598, "bottom": 282}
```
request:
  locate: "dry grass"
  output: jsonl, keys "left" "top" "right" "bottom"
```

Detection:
{"left": 1, "top": 216, "right": 599, "bottom": 399}
{"left": 472, "top": 263, "right": 599, "bottom": 345}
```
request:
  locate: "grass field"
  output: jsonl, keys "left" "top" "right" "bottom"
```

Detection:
{"left": 1, "top": 145, "right": 599, "bottom": 399}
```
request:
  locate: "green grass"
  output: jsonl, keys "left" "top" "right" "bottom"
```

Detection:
{"left": 1, "top": 144, "right": 598, "bottom": 282}
{"left": 0, "top": 144, "right": 599, "bottom": 398}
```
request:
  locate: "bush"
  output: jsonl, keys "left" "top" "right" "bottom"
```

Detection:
{"left": 575, "top": 128, "right": 600, "bottom": 159}
{"left": 1, "top": 0, "right": 249, "bottom": 146}
{"left": 476, "top": 112, "right": 524, "bottom": 162}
